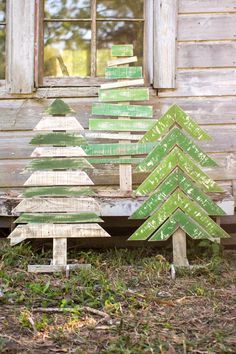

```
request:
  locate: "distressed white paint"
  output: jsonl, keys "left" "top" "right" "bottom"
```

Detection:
{"left": 23, "top": 171, "right": 93, "bottom": 186}
{"left": 34, "top": 116, "right": 84, "bottom": 131}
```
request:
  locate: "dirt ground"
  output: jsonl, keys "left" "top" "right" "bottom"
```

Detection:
{"left": 0, "top": 240, "right": 236, "bottom": 354}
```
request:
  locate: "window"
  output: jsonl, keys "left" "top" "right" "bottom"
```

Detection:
{"left": 37, "top": 0, "right": 150, "bottom": 86}
{"left": 0, "top": 0, "right": 6, "bottom": 81}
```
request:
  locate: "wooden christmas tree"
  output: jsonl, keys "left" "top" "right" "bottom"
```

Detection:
{"left": 8, "top": 99, "right": 110, "bottom": 273}
{"left": 128, "top": 105, "right": 230, "bottom": 266}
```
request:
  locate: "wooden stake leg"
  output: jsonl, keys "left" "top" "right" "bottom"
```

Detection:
{"left": 172, "top": 229, "right": 189, "bottom": 267}
{"left": 53, "top": 238, "right": 67, "bottom": 266}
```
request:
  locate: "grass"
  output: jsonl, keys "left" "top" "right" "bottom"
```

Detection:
{"left": 0, "top": 239, "right": 235, "bottom": 353}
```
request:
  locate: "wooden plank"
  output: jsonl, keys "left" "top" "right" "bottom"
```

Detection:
{"left": 154, "top": 0, "right": 177, "bottom": 88}
{"left": 15, "top": 213, "right": 103, "bottom": 224}
{"left": 159, "top": 69, "right": 236, "bottom": 97}
{"left": 89, "top": 119, "right": 154, "bottom": 132}
{"left": 172, "top": 229, "right": 189, "bottom": 266}
{"left": 179, "top": 0, "right": 236, "bottom": 13}
{"left": 88, "top": 157, "right": 143, "bottom": 165}
{"left": 99, "top": 88, "right": 149, "bottom": 102}
{"left": 23, "top": 171, "right": 94, "bottom": 186}
{"left": 108, "top": 56, "right": 137, "bottom": 67}
{"left": 179, "top": 14, "right": 236, "bottom": 41}
{"left": 105, "top": 67, "right": 142, "bottom": 79}
{"left": 53, "top": 238, "right": 67, "bottom": 266}
{"left": 137, "top": 127, "right": 216, "bottom": 173}
{"left": 44, "top": 99, "right": 75, "bottom": 116}
{"left": 31, "top": 147, "right": 87, "bottom": 157}
{"left": 92, "top": 103, "right": 153, "bottom": 118}
{"left": 23, "top": 186, "right": 95, "bottom": 198}
{"left": 34, "top": 116, "right": 84, "bottom": 131}
{"left": 83, "top": 142, "right": 155, "bottom": 156}
{"left": 26, "top": 158, "right": 93, "bottom": 171}
{"left": 111, "top": 45, "right": 133, "bottom": 57}
{"left": 28, "top": 264, "right": 91, "bottom": 273}
{"left": 13, "top": 198, "right": 100, "bottom": 214}
{"left": 100, "top": 79, "right": 144, "bottom": 90}
{"left": 9, "top": 224, "right": 111, "bottom": 245}
{"left": 30, "top": 133, "right": 87, "bottom": 146}
{"left": 177, "top": 42, "right": 236, "bottom": 69}
{"left": 6, "top": 0, "right": 35, "bottom": 93}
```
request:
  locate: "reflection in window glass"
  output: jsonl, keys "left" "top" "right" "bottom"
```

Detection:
{"left": 0, "top": 26, "right": 5, "bottom": 80}
{"left": 0, "top": 0, "right": 6, "bottom": 22}
{"left": 97, "top": 21, "right": 143, "bottom": 76}
{"left": 44, "top": 23, "right": 91, "bottom": 77}
{"left": 45, "top": 0, "right": 91, "bottom": 19}
{"left": 97, "top": 0, "right": 143, "bottom": 19}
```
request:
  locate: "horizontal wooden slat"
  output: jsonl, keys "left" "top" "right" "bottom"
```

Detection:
{"left": 24, "top": 171, "right": 94, "bottom": 186}
{"left": 89, "top": 119, "right": 155, "bottom": 131}
{"left": 177, "top": 42, "right": 236, "bottom": 68}
{"left": 31, "top": 147, "right": 87, "bottom": 157}
{"left": 34, "top": 116, "right": 84, "bottom": 131}
{"left": 105, "top": 67, "right": 143, "bottom": 79}
{"left": 179, "top": 14, "right": 236, "bottom": 41}
{"left": 179, "top": 0, "right": 236, "bottom": 13}
{"left": 28, "top": 264, "right": 91, "bottom": 273}
{"left": 159, "top": 69, "right": 236, "bottom": 97}
{"left": 9, "top": 223, "right": 110, "bottom": 246}
{"left": 100, "top": 79, "right": 144, "bottom": 90}
{"left": 15, "top": 213, "right": 103, "bottom": 224}
{"left": 107, "top": 56, "right": 137, "bottom": 67}
{"left": 22, "top": 186, "right": 95, "bottom": 198}
{"left": 92, "top": 103, "right": 153, "bottom": 118}
{"left": 30, "top": 132, "right": 86, "bottom": 146}
{"left": 26, "top": 158, "right": 93, "bottom": 171}
{"left": 13, "top": 198, "right": 100, "bottom": 214}
{"left": 99, "top": 88, "right": 149, "bottom": 102}
{"left": 111, "top": 44, "right": 133, "bottom": 57}
{"left": 83, "top": 142, "right": 155, "bottom": 156}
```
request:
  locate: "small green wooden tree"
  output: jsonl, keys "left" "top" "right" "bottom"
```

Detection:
{"left": 128, "top": 105, "right": 230, "bottom": 266}
{"left": 8, "top": 99, "right": 110, "bottom": 272}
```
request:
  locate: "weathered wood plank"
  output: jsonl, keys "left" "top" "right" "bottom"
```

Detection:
{"left": 111, "top": 45, "right": 133, "bottom": 57}
{"left": 30, "top": 133, "right": 87, "bottom": 146}
{"left": 88, "top": 157, "right": 143, "bottom": 165}
{"left": 177, "top": 42, "right": 236, "bottom": 68}
{"left": 34, "top": 116, "right": 84, "bottom": 131}
{"left": 179, "top": 0, "right": 236, "bottom": 14}
{"left": 105, "top": 67, "right": 142, "bottom": 79}
{"left": 28, "top": 264, "right": 91, "bottom": 273}
{"left": 108, "top": 56, "right": 137, "bottom": 67}
{"left": 92, "top": 103, "right": 153, "bottom": 118}
{"left": 89, "top": 119, "right": 155, "bottom": 132}
{"left": 23, "top": 186, "right": 95, "bottom": 198}
{"left": 44, "top": 99, "right": 75, "bottom": 116}
{"left": 179, "top": 14, "right": 236, "bottom": 41}
{"left": 172, "top": 227, "right": 189, "bottom": 266}
{"left": 9, "top": 224, "right": 111, "bottom": 245}
{"left": 159, "top": 69, "right": 236, "bottom": 97}
{"left": 100, "top": 79, "right": 144, "bottom": 89}
{"left": 83, "top": 142, "right": 155, "bottom": 156}
{"left": 53, "top": 238, "right": 67, "bottom": 266}
{"left": 154, "top": 0, "right": 177, "bottom": 88}
{"left": 31, "top": 147, "right": 87, "bottom": 157}
{"left": 23, "top": 171, "right": 94, "bottom": 186}
{"left": 99, "top": 88, "right": 149, "bottom": 102}
{"left": 15, "top": 213, "right": 102, "bottom": 224}
{"left": 26, "top": 158, "right": 93, "bottom": 171}
{"left": 13, "top": 198, "right": 100, "bottom": 214}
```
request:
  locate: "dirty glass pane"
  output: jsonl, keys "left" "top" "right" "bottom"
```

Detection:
{"left": 0, "top": 26, "right": 5, "bottom": 79}
{"left": 97, "top": 0, "right": 143, "bottom": 19}
{"left": 97, "top": 21, "right": 143, "bottom": 76}
{"left": 45, "top": 0, "right": 91, "bottom": 19}
{"left": 0, "top": 0, "right": 6, "bottom": 22}
{"left": 44, "top": 22, "right": 91, "bottom": 77}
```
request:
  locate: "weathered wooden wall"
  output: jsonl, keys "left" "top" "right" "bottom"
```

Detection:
{"left": 0, "top": 0, "right": 236, "bottom": 238}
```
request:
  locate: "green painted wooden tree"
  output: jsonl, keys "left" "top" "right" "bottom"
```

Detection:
{"left": 128, "top": 104, "right": 230, "bottom": 266}
{"left": 8, "top": 99, "right": 110, "bottom": 272}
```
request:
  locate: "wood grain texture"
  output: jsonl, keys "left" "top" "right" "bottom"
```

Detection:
{"left": 34, "top": 116, "right": 84, "bottom": 131}
{"left": 30, "top": 132, "right": 87, "bottom": 146}
{"left": 28, "top": 264, "right": 91, "bottom": 273}
{"left": 107, "top": 56, "right": 137, "bottom": 67}
{"left": 13, "top": 197, "right": 100, "bottom": 214}
{"left": 172, "top": 229, "right": 189, "bottom": 266}
{"left": 179, "top": 0, "right": 236, "bottom": 13}
{"left": 23, "top": 186, "right": 95, "bottom": 198}
{"left": 111, "top": 45, "right": 133, "bottom": 57}
{"left": 26, "top": 158, "right": 93, "bottom": 171}
{"left": 6, "top": 0, "right": 35, "bottom": 93}
{"left": 53, "top": 238, "right": 67, "bottom": 266}
{"left": 105, "top": 67, "right": 142, "bottom": 79}
{"left": 100, "top": 79, "right": 144, "bottom": 89}
{"left": 83, "top": 142, "right": 155, "bottom": 156}
{"left": 31, "top": 147, "right": 87, "bottom": 157}
{"left": 92, "top": 103, "right": 153, "bottom": 118}
{"left": 99, "top": 88, "right": 149, "bottom": 102}
{"left": 178, "top": 14, "right": 236, "bottom": 41}
{"left": 89, "top": 119, "right": 155, "bottom": 132}
{"left": 23, "top": 171, "right": 94, "bottom": 186}
{"left": 9, "top": 224, "right": 111, "bottom": 245}
{"left": 15, "top": 213, "right": 103, "bottom": 224}
{"left": 154, "top": 0, "right": 177, "bottom": 88}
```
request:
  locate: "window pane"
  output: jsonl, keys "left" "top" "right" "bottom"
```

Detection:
{"left": 97, "top": 21, "right": 143, "bottom": 76}
{"left": 44, "top": 22, "right": 91, "bottom": 77}
{"left": 0, "top": 26, "right": 5, "bottom": 79}
{"left": 97, "top": 0, "right": 144, "bottom": 19}
{"left": 45, "top": 0, "right": 91, "bottom": 19}
{"left": 0, "top": 0, "right": 6, "bottom": 22}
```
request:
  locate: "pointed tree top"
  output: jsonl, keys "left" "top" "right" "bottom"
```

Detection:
{"left": 140, "top": 104, "right": 212, "bottom": 143}
{"left": 44, "top": 99, "right": 75, "bottom": 116}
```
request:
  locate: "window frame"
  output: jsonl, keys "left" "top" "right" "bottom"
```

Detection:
{"left": 0, "top": 0, "right": 6, "bottom": 86}
{"left": 35, "top": 0, "right": 153, "bottom": 87}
